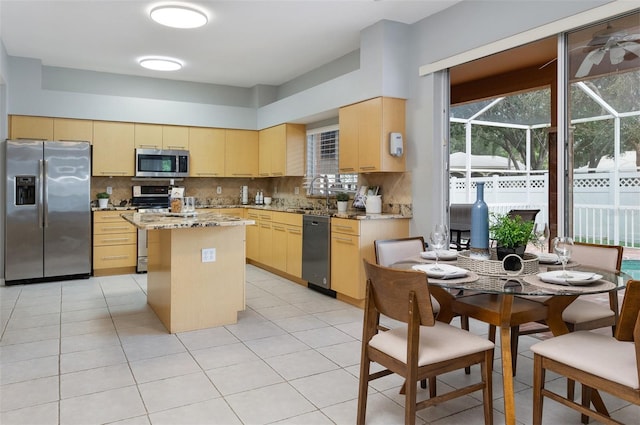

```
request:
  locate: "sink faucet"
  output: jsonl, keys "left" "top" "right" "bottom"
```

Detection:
{"left": 308, "top": 175, "right": 330, "bottom": 211}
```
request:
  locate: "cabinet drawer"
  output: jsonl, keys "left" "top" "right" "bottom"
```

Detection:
{"left": 93, "top": 232, "right": 137, "bottom": 247}
{"left": 93, "top": 244, "right": 137, "bottom": 269}
{"left": 272, "top": 211, "right": 302, "bottom": 226}
{"left": 258, "top": 211, "right": 272, "bottom": 221}
{"left": 331, "top": 217, "right": 360, "bottom": 235}
{"left": 94, "top": 211, "right": 130, "bottom": 222}
{"left": 93, "top": 221, "right": 136, "bottom": 234}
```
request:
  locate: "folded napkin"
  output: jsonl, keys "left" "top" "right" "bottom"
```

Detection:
{"left": 412, "top": 263, "right": 468, "bottom": 279}
{"left": 537, "top": 253, "right": 560, "bottom": 264}
{"left": 420, "top": 250, "right": 458, "bottom": 261}
{"left": 537, "top": 270, "right": 602, "bottom": 286}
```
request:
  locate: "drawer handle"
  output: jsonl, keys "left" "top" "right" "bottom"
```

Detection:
{"left": 339, "top": 167, "right": 355, "bottom": 172}
{"left": 360, "top": 166, "right": 377, "bottom": 171}
{"left": 102, "top": 226, "right": 129, "bottom": 231}
{"left": 288, "top": 229, "right": 301, "bottom": 234}
{"left": 166, "top": 145, "right": 186, "bottom": 149}
{"left": 196, "top": 172, "right": 220, "bottom": 176}
{"left": 100, "top": 171, "right": 127, "bottom": 175}
{"left": 273, "top": 225, "right": 285, "bottom": 231}
{"left": 231, "top": 173, "right": 253, "bottom": 176}
{"left": 335, "top": 237, "right": 353, "bottom": 243}
{"left": 271, "top": 172, "right": 283, "bottom": 176}
{"left": 101, "top": 238, "right": 131, "bottom": 242}
{"left": 334, "top": 225, "right": 354, "bottom": 231}
{"left": 137, "top": 144, "right": 160, "bottom": 148}
{"left": 101, "top": 255, "right": 129, "bottom": 260}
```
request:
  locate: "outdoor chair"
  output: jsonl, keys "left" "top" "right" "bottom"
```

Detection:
{"left": 449, "top": 204, "right": 472, "bottom": 250}
{"left": 530, "top": 279, "right": 640, "bottom": 425}
{"left": 357, "top": 260, "right": 494, "bottom": 425}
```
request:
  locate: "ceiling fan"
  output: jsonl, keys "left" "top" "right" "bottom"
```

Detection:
{"left": 575, "top": 24, "right": 640, "bottom": 78}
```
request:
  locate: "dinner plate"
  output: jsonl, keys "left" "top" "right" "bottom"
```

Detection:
{"left": 420, "top": 250, "right": 458, "bottom": 261}
{"left": 537, "top": 253, "right": 560, "bottom": 264}
{"left": 537, "top": 270, "right": 603, "bottom": 286}
{"left": 412, "top": 263, "right": 468, "bottom": 279}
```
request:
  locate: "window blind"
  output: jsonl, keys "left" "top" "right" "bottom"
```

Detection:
{"left": 304, "top": 125, "right": 357, "bottom": 196}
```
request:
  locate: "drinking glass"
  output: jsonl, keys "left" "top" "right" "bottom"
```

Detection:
{"left": 430, "top": 224, "right": 448, "bottom": 271}
{"left": 533, "top": 222, "right": 550, "bottom": 253}
{"left": 553, "top": 236, "right": 574, "bottom": 277}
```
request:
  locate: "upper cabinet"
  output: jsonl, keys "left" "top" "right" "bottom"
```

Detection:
{"left": 53, "top": 118, "right": 93, "bottom": 143}
{"left": 134, "top": 124, "right": 189, "bottom": 150}
{"left": 93, "top": 121, "right": 135, "bottom": 176}
{"left": 189, "top": 127, "right": 225, "bottom": 177}
{"left": 9, "top": 116, "right": 54, "bottom": 140}
{"left": 225, "top": 129, "right": 258, "bottom": 177}
{"left": 258, "top": 123, "right": 306, "bottom": 177}
{"left": 338, "top": 97, "right": 406, "bottom": 173}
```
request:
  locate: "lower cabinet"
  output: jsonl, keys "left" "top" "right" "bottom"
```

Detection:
{"left": 93, "top": 211, "right": 137, "bottom": 274}
{"left": 245, "top": 209, "right": 302, "bottom": 279}
{"left": 331, "top": 217, "right": 409, "bottom": 301}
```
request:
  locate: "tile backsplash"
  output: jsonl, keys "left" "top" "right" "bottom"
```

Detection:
{"left": 91, "top": 172, "right": 412, "bottom": 213}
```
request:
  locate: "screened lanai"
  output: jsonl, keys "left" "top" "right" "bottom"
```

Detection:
{"left": 449, "top": 70, "right": 640, "bottom": 250}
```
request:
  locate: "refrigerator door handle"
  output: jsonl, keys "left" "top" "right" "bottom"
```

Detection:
{"left": 38, "top": 159, "right": 45, "bottom": 228}
{"left": 42, "top": 159, "right": 49, "bottom": 228}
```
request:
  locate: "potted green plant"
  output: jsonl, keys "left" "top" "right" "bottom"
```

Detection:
{"left": 489, "top": 212, "right": 534, "bottom": 263}
{"left": 336, "top": 192, "right": 349, "bottom": 213}
{"left": 96, "top": 192, "right": 110, "bottom": 208}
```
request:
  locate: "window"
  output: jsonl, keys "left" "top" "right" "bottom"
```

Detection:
{"left": 305, "top": 125, "right": 357, "bottom": 196}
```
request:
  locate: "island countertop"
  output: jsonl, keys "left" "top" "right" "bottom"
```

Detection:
{"left": 121, "top": 211, "right": 255, "bottom": 230}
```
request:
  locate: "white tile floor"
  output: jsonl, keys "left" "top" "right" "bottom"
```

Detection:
{"left": 1, "top": 265, "right": 638, "bottom": 424}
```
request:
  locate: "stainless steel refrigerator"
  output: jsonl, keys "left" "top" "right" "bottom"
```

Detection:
{"left": 5, "top": 140, "right": 91, "bottom": 284}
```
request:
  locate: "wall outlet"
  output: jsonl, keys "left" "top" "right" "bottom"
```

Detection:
{"left": 201, "top": 248, "right": 216, "bottom": 262}
{"left": 106, "top": 186, "right": 113, "bottom": 195}
{"left": 294, "top": 187, "right": 299, "bottom": 195}
{"left": 216, "top": 186, "right": 222, "bottom": 194}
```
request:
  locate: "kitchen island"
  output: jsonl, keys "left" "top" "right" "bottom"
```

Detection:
{"left": 122, "top": 212, "right": 255, "bottom": 333}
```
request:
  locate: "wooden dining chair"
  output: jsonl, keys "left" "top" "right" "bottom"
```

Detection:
{"left": 511, "top": 242, "right": 623, "bottom": 377}
{"left": 531, "top": 279, "right": 640, "bottom": 425}
{"left": 358, "top": 260, "right": 495, "bottom": 425}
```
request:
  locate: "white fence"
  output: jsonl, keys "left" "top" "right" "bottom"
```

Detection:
{"left": 450, "top": 171, "right": 640, "bottom": 248}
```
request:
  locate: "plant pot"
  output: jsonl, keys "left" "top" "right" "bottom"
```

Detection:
{"left": 98, "top": 198, "right": 109, "bottom": 208}
{"left": 337, "top": 201, "right": 348, "bottom": 213}
{"left": 496, "top": 245, "right": 525, "bottom": 270}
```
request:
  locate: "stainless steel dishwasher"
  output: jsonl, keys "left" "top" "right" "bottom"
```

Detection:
{"left": 302, "top": 215, "right": 332, "bottom": 292}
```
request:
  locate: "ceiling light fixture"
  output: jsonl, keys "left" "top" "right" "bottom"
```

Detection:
{"left": 150, "top": 5, "right": 208, "bottom": 29}
{"left": 139, "top": 57, "right": 183, "bottom": 71}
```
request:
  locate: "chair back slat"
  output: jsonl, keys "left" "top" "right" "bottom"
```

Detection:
{"left": 571, "top": 242, "right": 623, "bottom": 271}
{"left": 615, "top": 280, "right": 640, "bottom": 341}
{"left": 374, "top": 237, "right": 425, "bottom": 267}
{"left": 363, "top": 260, "right": 435, "bottom": 327}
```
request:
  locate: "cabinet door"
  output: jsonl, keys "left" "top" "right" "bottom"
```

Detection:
{"left": 258, "top": 127, "right": 274, "bottom": 177}
{"left": 269, "top": 125, "right": 286, "bottom": 176}
{"left": 272, "top": 223, "right": 287, "bottom": 271}
{"left": 286, "top": 225, "right": 302, "bottom": 278}
{"left": 330, "top": 231, "right": 362, "bottom": 299}
{"left": 225, "top": 129, "right": 258, "bottom": 177}
{"left": 53, "top": 118, "right": 93, "bottom": 143}
{"left": 338, "top": 104, "right": 359, "bottom": 173}
{"left": 163, "top": 125, "right": 189, "bottom": 150}
{"left": 93, "top": 121, "right": 135, "bottom": 176}
{"left": 283, "top": 124, "right": 305, "bottom": 177}
{"left": 258, "top": 221, "right": 273, "bottom": 266}
{"left": 10, "top": 116, "right": 54, "bottom": 140}
{"left": 189, "top": 127, "right": 225, "bottom": 177}
{"left": 134, "top": 123, "right": 162, "bottom": 149}
{"left": 246, "top": 210, "right": 260, "bottom": 260}
{"left": 357, "top": 97, "right": 383, "bottom": 172}
{"left": 93, "top": 245, "right": 137, "bottom": 269}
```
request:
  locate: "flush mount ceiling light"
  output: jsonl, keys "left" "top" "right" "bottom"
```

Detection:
{"left": 150, "top": 5, "right": 208, "bottom": 29}
{"left": 139, "top": 57, "right": 183, "bottom": 71}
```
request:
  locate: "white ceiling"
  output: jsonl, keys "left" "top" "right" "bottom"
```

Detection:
{"left": 0, "top": 0, "right": 461, "bottom": 88}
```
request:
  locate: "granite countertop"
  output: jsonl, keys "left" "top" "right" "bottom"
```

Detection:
{"left": 121, "top": 211, "right": 255, "bottom": 230}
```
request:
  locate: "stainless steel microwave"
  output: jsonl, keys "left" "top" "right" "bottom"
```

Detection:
{"left": 135, "top": 148, "right": 189, "bottom": 178}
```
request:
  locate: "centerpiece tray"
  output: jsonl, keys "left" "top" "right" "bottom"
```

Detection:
{"left": 456, "top": 249, "right": 539, "bottom": 276}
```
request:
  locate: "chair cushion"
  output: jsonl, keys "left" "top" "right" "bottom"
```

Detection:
{"left": 531, "top": 331, "right": 638, "bottom": 389}
{"left": 369, "top": 321, "right": 494, "bottom": 366}
{"left": 561, "top": 299, "right": 615, "bottom": 324}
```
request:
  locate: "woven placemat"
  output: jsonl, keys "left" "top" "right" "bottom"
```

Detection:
{"left": 521, "top": 275, "right": 616, "bottom": 293}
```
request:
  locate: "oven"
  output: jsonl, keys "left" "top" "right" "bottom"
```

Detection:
{"left": 131, "top": 185, "right": 170, "bottom": 273}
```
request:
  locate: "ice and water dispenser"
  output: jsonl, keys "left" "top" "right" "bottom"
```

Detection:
{"left": 15, "top": 176, "right": 36, "bottom": 205}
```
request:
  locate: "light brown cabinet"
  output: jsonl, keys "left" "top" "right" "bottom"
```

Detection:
{"left": 246, "top": 210, "right": 260, "bottom": 260}
{"left": 134, "top": 124, "right": 189, "bottom": 150}
{"left": 53, "top": 118, "right": 93, "bottom": 143}
{"left": 258, "top": 123, "right": 305, "bottom": 177}
{"left": 92, "top": 121, "right": 135, "bottom": 176}
{"left": 338, "top": 97, "right": 406, "bottom": 173}
{"left": 330, "top": 217, "right": 409, "bottom": 300}
{"left": 9, "top": 115, "right": 54, "bottom": 140}
{"left": 225, "top": 129, "right": 259, "bottom": 177}
{"left": 189, "top": 127, "right": 225, "bottom": 177}
{"left": 257, "top": 211, "right": 273, "bottom": 267}
{"left": 93, "top": 211, "right": 137, "bottom": 274}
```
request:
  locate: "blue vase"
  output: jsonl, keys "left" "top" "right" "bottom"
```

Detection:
{"left": 470, "top": 182, "right": 489, "bottom": 258}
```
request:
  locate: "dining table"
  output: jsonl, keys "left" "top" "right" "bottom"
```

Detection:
{"left": 391, "top": 251, "right": 631, "bottom": 425}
